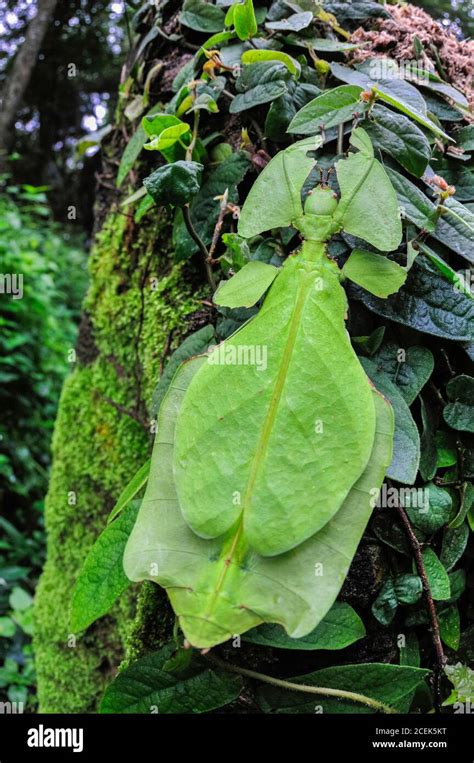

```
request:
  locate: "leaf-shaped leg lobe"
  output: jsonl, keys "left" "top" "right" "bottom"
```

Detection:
{"left": 123, "top": 358, "right": 393, "bottom": 648}
{"left": 173, "top": 252, "right": 377, "bottom": 556}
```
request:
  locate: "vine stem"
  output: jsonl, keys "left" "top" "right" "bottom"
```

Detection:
{"left": 393, "top": 496, "right": 446, "bottom": 708}
{"left": 186, "top": 110, "right": 200, "bottom": 162}
{"left": 182, "top": 205, "right": 216, "bottom": 290}
{"left": 206, "top": 654, "right": 396, "bottom": 714}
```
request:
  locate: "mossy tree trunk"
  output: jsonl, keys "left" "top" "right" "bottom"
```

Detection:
{"left": 34, "top": 192, "right": 205, "bottom": 712}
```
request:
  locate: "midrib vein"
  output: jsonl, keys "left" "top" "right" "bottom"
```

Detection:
{"left": 202, "top": 269, "right": 313, "bottom": 620}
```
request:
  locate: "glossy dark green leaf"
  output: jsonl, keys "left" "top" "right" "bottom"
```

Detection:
{"left": 323, "top": 2, "right": 391, "bottom": 21}
{"left": 458, "top": 125, "right": 474, "bottom": 152}
{"left": 449, "top": 483, "right": 474, "bottom": 529}
{"left": 331, "top": 62, "right": 450, "bottom": 139}
{"left": 439, "top": 605, "right": 460, "bottom": 650}
{"left": 180, "top": 0, "right": 226, "bottom": 32}
{"left": 266, "top": 11, "right": 313, "bottom": 31}
{"left": 143, "top": 161, "right": 203, "bottom": 207}
{"left": 444, "top": 375, "right": 474, "bottom": 433}
{"left": 364, "top": 105, "right": 431, "bottom": 177}
{"left": 373, "top": 511, "right": 417, "bottom": 556}
{"left": 405, "top": 483, "right": 452, "bottom": 534}
{"left": 387, "top": 168, "right": 474, "bottom": 262}
{"left": 288, "top": 85, "right": 365, "bottom": 135}
{"left": 371, "top": 342, "right": 434, "bottom": 405}
{"left": 351, "top": 255, "right": 474, "bottom": 342}
{"left": 100, "top": 644, "right": 242, "bottom": 713}
{"left": 256, "top": 663, "right": 428, "bottom": 714}
{"left": 394, "top": 573, "right": 423, "bottom": 605}
{"left": 243, "top": 602, "right": 365, "bottom": 650}
{"left": 441, "top": 523, "right": 469, "bottom": 571}
{"left": 419, "top": 396, "right": 438, "bottom": 482}
{"left": 230, "top": 61, "right": 292, "bottom": 113}
{"left": 372, "top": 578, "right": 398, "bottom": 625}
{"left": 70, "top": 500, "right": 140, "bottom": 632}
{"left": 422, "top": 548, "right": 451, "bottom": 601}
{"left": 265, "top": 82, "right": 320, "bottom": 142}
{"left": 173, "top": 152, "right": 250, "bottom": 260}
{"left": 399, "top": 632, "right": 420, "bottom": 667}
{"left": 361, "top": 357, "right": 420, "bottom": 484}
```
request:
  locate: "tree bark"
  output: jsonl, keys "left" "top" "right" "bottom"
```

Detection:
{"left": 0, "top": 0, "right": 58, "bottom": 168}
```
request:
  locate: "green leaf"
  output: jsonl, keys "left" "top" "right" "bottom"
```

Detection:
{"left": 265, "top": 81, "right": 321, "bottom": 143}
{"left": 371, "top": 342, "right": 434, "bottom": 405}
{"left": 175, "top": 252, "right": 379, "bottom": 556}
{"left": 174, "top": 152, "right": 250, "bottom": 260}
{"left": 124, "top": 356, "right": 393, "bottom": 648}
{"left": 457, "top": 125, "right": 474, "bottom": 152}
{"left": 436, "top": 198, "right": 474, "bottom": 264}
{"left": 266, "top": 11, "right": 313, "bottom": 31}
{"left": 232, "top": 0, "right": 257, "bottom": 40}
{"left": 243, "top": 602, "right": 365, "bottom": 650}
{"left": 421, "top": 548, "right": 451, "bottom": 601}
{"left": 372, "top": 578, "right": 398, "bottom": 625}
{"left": 364, "top": 105, "right": 431, "bottom": 178}
{"left": 361, "top": 357, "right": 420, "bottom": 484}
{"left": 241, "top": 49, "right": 301, "bottom": 76}
{"left": 301, "top": 38, "right": 366, "bottom": 53}
{"left": 230, "top": 62, "right": 292, "bottom": 114}
{"left": 400, "top": 632, "right": 420, "bottom": 667}
{"left": 444, "top": 663, "right": 474, "bottom": 705}
{"left": 387, "top": 168, "right": 474, "bottom": 263}
{"left": 405, "top": 483, "right": 452, "bottom": 534}
{"left": 288, "top": 84, "right": 365, "bottom": 135}
{"left": 70, "top": 501, "right": 140, "bottom": 632}
{"left": 144, "top": 123, "right": 190, "bottom": 154}
{"left": 143, "top": 161, "right": 203, "bottom": 207}
{"left": 351, "top": 255, "right": 474, "bottom": 342}
{"left": 116, "top": 105, "right": 162, "bottom": 187}
{"left": 444, "top": 375, "right": 474, "bottom": 433}
{"left": 180, "top": 0, "right": 226, "bottom": 32}
{"left": 8, "top": 586, "right": 32, "bottom": 611}
{"left": 435, "top": 431, "right": 457, "bottom": 468}
{"left": 256, "top": 663, "right": 429, "bottom": 713}
{"left": 394, "top": 573, "right": 423, "bottom": 605}
{"left": 419, "top": 396, "right": 438, "bottom": 482}
{"left": 0, "top": 617, "right": 16, "bottom": 638}
{"left": 330, "top": 62, "right": 451, "bottom": 141}
{"left": 238, "top": 137, "right": 321, "bottom": 237}
{"left": 439, "top": 606, "right": 460, "bottom": 651}
{"left": 441, "top": 523, "right": 469, "bottom": 571}
{"left": 107, "top": 459, "right": 151, "bottom": 524}
{"left": 100, "top": 644, "right": 242, "bottom": 713}
{"left": 449, "top": 482, "right": 474, "bottom": 529}
{"left": 386, "top": 167, "right": 436, "bottom": 230}
{"left": 335, "top": 128, "right": 403, "bottom": 252}
{"left": 151, "top": 325, "right": 215, "bottom": 416}
{"left": 214, "top": 261, "right": 279, "bottom": 308}
{"left": 343, "top": 249, "right": 407, "bottom": 298}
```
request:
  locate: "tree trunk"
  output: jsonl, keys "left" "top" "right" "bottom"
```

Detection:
{"left": 0, "top": 0, "right": 58, "bottom": 169}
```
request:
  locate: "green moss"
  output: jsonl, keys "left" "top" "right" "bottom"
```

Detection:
{"left": 34, "top": 210, "right": 201, "bottom": 712}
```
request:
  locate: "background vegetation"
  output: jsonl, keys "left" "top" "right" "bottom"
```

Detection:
{"left": 0, "top": 0, "right": 473, "bottom": 713}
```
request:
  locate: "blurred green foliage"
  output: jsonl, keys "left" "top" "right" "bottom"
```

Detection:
{"left": 0, "top": 180, "right": 87, "bottom": 707}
